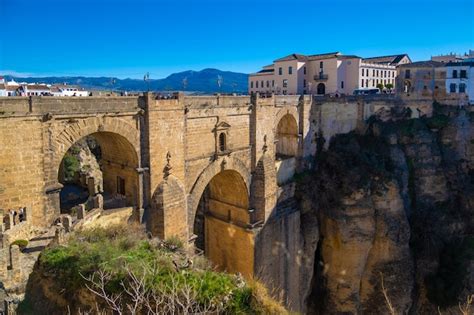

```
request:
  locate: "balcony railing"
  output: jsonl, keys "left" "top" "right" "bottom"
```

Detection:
{"left": 314, "top": 73, "right": 329, "bottom": 81}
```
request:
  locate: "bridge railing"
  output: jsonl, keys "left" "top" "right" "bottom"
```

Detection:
{"left": 0, "top": 96, "right": 141, "bottom": 115}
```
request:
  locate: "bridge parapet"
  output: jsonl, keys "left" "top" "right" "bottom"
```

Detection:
{"left": 275, "top": 95, "right": 300, "bottom": 106}
{"left": 0, "top": 96, "right": 141, "bottom": 116}
{"left": 182, "top": 95, "right": 250, "bottom": 109}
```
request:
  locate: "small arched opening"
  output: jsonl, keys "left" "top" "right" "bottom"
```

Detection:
{"left": 218, "top": 132, "right": 226, "bottom": 152}
{"left": 317, "top": 83, "right": 325, "bottom": 95}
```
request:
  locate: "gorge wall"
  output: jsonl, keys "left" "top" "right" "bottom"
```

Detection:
{"left": 297, "top": 105, "right": 474, "bottom": 314}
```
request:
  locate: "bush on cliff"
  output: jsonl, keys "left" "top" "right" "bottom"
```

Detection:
{"left": 21, "top": 224, "right": 286, "bottom": 314}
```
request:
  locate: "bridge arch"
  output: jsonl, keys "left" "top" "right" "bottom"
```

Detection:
{"left": 188, "top": 157, "right": 254, "bottom": 277}
{"left": 49, "top": 118, "right": 141, "bottom": 217}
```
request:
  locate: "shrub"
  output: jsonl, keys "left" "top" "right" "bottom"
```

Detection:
{"left": 63, "top": 154, "right": 80, "bottom": 181}
{"left": 425, "top": 114, "right": 450, "bottom": 129}
{"left": 425, "top": 237, "right": 474, "bottom": 308}
{"left": 11, "top": 239, "right": 28, "bottom": 250}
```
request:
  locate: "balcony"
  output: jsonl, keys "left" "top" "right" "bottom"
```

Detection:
{"left": 313, "top": 73, "right": 329, "bottom": 81}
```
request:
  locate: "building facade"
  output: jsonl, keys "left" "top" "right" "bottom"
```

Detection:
{"left": 249, "top": 52, "right": 410, "bottom": 95}
{"left": 445, "top": 59, "right": 474, "bottom": 104}
{"left": 396, "top": 61, "right": 447, "bottom": 100}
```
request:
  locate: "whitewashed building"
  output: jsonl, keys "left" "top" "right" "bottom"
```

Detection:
{"left": 19, "top": 84, "right": 51, "bottom": 96}
{"left": 445, "top": 59, "right": 474, "bottom": 104}
{"left": 249, "top": 52, "right": 410, "bottom": 95}
{"left": 51, "top": 84, "right": 89, "bottom": 97}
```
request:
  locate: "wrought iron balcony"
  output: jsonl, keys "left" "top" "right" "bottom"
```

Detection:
{"left": 314, "top": 73, "right": 329, "bottom": 81}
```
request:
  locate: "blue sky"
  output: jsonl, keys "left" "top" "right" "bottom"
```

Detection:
{"left": 0, "top": 0, "right": 473, "bottom": 79}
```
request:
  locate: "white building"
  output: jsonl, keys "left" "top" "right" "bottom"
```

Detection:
{"left": 50, "top": 84, "right": 89, "bottom": 97}
{"left": 249, "top": 52, "right": 410, "bottom": 95}
{"left": 0, "top": 78, "right": 20, "bottom": 96}
{"left": 19, "top": 84, "right": 51, "bottom": 96}
{"left": 445, "top": 59, "right": 474, "bottom": 104}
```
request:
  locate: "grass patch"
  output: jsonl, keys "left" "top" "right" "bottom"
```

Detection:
{"left": 37, "top": 224, "right": 285, "bottom": 314}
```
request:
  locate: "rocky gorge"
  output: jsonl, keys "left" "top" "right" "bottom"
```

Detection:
{"left": 298, "top": 105, "right": 474, "bottom": 314}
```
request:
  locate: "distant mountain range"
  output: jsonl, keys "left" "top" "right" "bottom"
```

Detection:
{"left": 3, "top": 68, "right": 249, "bottom": 93}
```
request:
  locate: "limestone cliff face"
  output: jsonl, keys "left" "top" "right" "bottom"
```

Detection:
{"left": 301, "top": 106, "right": 474, "bottom": 314}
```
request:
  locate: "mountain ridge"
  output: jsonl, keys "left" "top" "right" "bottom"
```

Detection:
{"left": 2, "top": 68, "right": 249, "bottom": 93}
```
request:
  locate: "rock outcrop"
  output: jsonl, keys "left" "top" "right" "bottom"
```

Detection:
{"left": 301, "top": 105, "right": 474, "bottom": 314}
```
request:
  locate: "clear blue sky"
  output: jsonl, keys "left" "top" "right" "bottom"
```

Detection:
{"left": 0, "top": 0, "right": 473, "bottom": 79}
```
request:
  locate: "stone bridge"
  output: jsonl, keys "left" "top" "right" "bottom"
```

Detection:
{"left": 0, "top": 93, "right": 432, "bottom": 311}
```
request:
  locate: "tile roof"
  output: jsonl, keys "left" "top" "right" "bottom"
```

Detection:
{"left": 399, "top": 60, "right": 444, "bottom": 68}
{"left": 274, "top": 53, "right": 308, "bottom": 62}
{"left": 363, "top": 54, "right": 411, "bottom": 65}
{"left": 24, "top": 84, "right": 50, "bottom": 90}
{"left": 307, "top": 52, "right": 341, "bottom": 61}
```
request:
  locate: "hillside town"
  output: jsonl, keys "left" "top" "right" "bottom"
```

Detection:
{"left": 0, "top": 78, "right": 90, "bottom": 97}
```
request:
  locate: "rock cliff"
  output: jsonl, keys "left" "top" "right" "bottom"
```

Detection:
{"left": 300, "top": 105, "right": 474, "bottom": 314}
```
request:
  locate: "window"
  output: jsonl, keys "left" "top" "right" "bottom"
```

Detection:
{"left": 250, "top": 81, "right": 254, "bottom": 88}
{"left": 279, "top": 67, "right": 283, "bottom": 75}
{"left": 272, "top": 80, "right": 275, "bottom": 87}
{"left": 319, "top": 61, "right": 323, "bottom": 69}
{"left": 361, "top": 79, "right": 364, "bottom": 87}
{"left": 459, "top": 83, "right": 466, "bottom": 93}
{"left": 373, "top": 69, "right": 375, "bottom": 76}
{"left": 372, "top": 80, "right": 375, "bottom": 87}
{"left": 405, "top": 70, "right": 411, "bottom": 79}
{"left": 261, "top": 81, "right": 264, "bottom": 88}
{"left": 341, "top": 81, "right": 344, "bottom": 89}
{"left": 304, "top": 67, "right": 306, "bottom": 75}
{"left": 256, "top": 81, "right": 259, "bottom": 88}
{"left": 460, "top": 70, "right": 467, "bottom": 78}
{"left": 384, "top": 71, "right": 387, "bottom": 78}
{"left": 289, "top": 66, "right": 293, "bottom": 75}
{"left": 117, "top": 177, "right": 126, "bottom": 195}
{"left": 219, "top": 133, "right": 226, "bottom": 151}
{"left": 450, "top": 83, "right": 456, "bottom": 93}
{"left": 453, "top": 70, "right": 458, "bottom": 78}
{"left": 366, "top": 79, "right": 369, "bottom": 87}
{"left": 303, "top": 79, "right": 306, "bottom": 87}
{"left": 283, "top": 79, "right": 288, "bottom": 88}
{"left": 266, "top": 81, "right": 270, "bottom": 88}
{"left": 376, "top": 70, "right": 379, "bottom": 77}
{"left": 361, "top": 69, "right": 365, "bottom": 76}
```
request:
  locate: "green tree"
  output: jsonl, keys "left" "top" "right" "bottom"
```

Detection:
{"left": 385, "top": 83, "right": 394, "bottom": 91}
{"left": 63, "top": 155, "right": 80, "bottom": 181}
{"left": 376, "top": 83, "right": 385, "bottom": 91}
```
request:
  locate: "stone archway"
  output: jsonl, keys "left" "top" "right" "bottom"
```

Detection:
{"left": 188, "top": 157, "right": 253, "bottom": 277}
{"left": 275, "top": 113, "right": 299, "bottom": 185}
{"left": 46, "top": 117, "right": 141, "bottom": 222}
{"left": 187, "top": 156, "right": 251, "bottom": 230}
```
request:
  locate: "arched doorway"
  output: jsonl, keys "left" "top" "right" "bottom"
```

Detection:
{"left": 275, "top": 114, "right": 298, "bottom": 186}
{"left": 404, "top": 80, "right": 411, "bottom": 94}
{"left": 193, "top": 169, "right": 253, "bottom": 277}
{"left": 317, "top": 83, "right": 325, "bottom": 95}
{"left": 57, "top": 131, "right": 139, "bottom": 214}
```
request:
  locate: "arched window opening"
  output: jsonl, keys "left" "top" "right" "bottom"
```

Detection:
{"left": 219, "top": 132, "right": 226, "bottom": 152}
{"left": 317, "top": 83, "right": 325, "bottom": 95}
